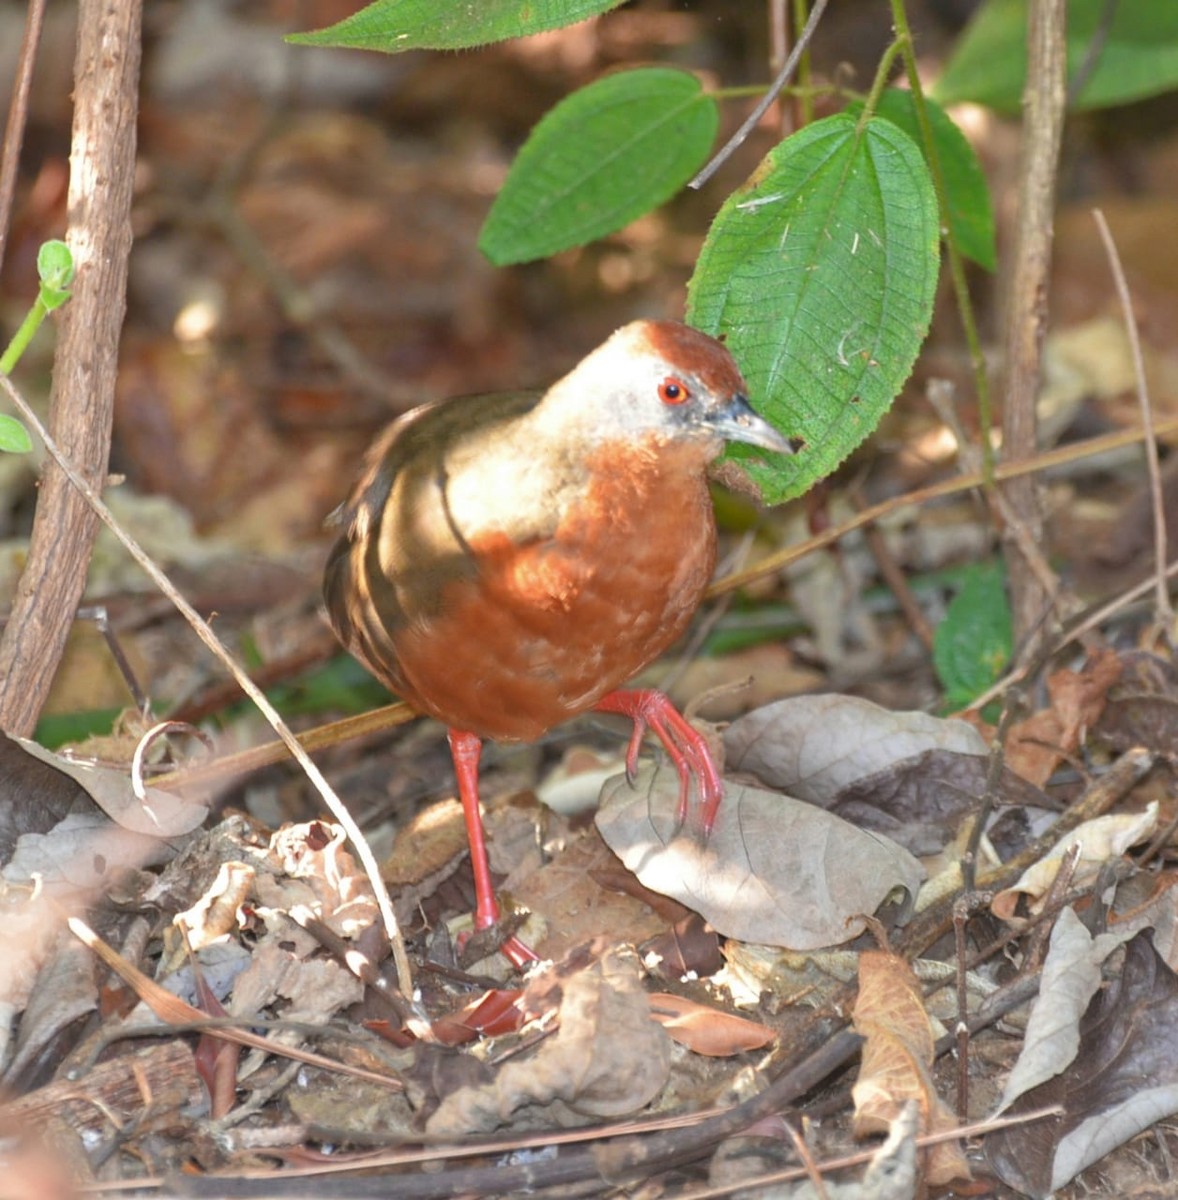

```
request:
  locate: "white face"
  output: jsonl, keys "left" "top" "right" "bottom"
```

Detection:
{"left": 536, "top": 321, "right": 791, "bottom": 457}
{"left": 538, "top": 322, "right": 734, "bottom": 446}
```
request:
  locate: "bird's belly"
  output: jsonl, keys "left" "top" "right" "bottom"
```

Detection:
{"left": 391, "top": 468, "right": 717, "bottom": 741}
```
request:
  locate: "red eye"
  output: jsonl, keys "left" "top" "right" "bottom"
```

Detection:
{"left": 658, "top": 377, "right": 690, "bottom": 405}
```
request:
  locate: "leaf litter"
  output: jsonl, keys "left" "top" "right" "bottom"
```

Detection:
{"left": 5, "top": 6, "right": 1178, "bottom": 1195}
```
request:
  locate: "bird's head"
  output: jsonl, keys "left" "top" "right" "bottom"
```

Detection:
{"left": 540, "top": 320, "right": 794, "bottom": 459}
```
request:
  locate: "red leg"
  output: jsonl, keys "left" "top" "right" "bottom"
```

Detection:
{"left": 592, "top": 690, "right": 724, "bottom": 832}
{"left": 448, "top": 729, "right": 538, "bottom": 968}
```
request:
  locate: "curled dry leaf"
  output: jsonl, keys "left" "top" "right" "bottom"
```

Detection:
{"left": 992, "top": 802, "right": 1158, "bottom": 921}
{"left": 425, "top": 945, "right": 670, "bottom": 1135}
{"left": 596, "top": 764, "right": 924, "bottom": 950}
{"left": 647, "top": 991, "right": 775, "bottom": 1056}
{"left": 995, "top": 906, "right": 1136, "bottom": 1115}
{"left": 174, "top": 860, "right": 256, "bottom": 952}
{"left": 852, "top": 950, "right": 970, "bottom": 1187}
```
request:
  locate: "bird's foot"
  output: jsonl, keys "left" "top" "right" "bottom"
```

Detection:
{"left": 594, "top": 689, "right": 724, "bottom": 832}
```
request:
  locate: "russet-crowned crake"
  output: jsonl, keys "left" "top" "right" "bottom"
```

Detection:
{"left": 324, "top": 320, "right": 791, "bottom": 964}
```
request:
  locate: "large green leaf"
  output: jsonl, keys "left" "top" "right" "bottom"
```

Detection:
{"left": 687, "top": 114, "right": 940, "bottom": 506}
{"left": 934, "top": 0, "right": 1178, "bottom": 115}
{"left": 480, "top": 68, "right": 717, "bottom": 266}
{"left": 851, "top": 89, "right": 996, "bottom": 272}
{"left": 288, "top": 0, "right": 625, "bottom": 52}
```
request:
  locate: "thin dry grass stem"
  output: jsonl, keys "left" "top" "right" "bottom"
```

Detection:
{"left": 709, "top": 414, "right": 1178, "bottom": 599}
{"left": 0, "top": 371, "right": 420, "bottom": 1011}
{"left": 648, "top": 1108, "right": 1063, "bottom": 1200}
{"left": 962, "top": 687, "right": 1026, "bottom": 892}
{"left": 151, "top": 700, "right": 415, "bottom": 792}
{"left": 1092, "top": 206, "right": 1173, "bottom": 638}
{"left": 689, "top": 0, "right": 830, "bottom": 189}
{"left": 782, "top": 1117, "right": 831, "bottom": 1200}
{"left": 1021, "top": 842, "right": 1083, "bottom": 972}
{"left": 66, "top": 915, "right": 404, "bottom": 1088}
{"left": 0, "top": 0, "right": 46, "bottom": 272}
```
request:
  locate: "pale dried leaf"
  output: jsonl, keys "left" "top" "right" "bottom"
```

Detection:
{"left": 16, "top": 736, "right": 207, "bottom": 837}
{"left": 725, "top": 695, "right": 986, "bottom": 804}
{"left": 596, "top": 765, "right": 924, "bottom": 950}
{"left": 997, "top": 906, "right": 1135, "bottom": 1114}
{"left": 992, "top": 802, "right": 1158, "bottom": 920}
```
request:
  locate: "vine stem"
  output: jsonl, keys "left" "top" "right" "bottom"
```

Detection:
{"left": 0, "top": 296, "right": 49, "bottom": 375}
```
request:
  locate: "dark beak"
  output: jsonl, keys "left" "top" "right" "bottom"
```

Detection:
{"left": 705, "top": 393, "right": 794, "bottom": 454}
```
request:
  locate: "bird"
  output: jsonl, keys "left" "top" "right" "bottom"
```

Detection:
{"left": 324, "top": 319, "right": 792, "bottom": 966}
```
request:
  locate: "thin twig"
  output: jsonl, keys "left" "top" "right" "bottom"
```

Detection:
{"left": 1092, "top": 206, "right": 1172, "bottom": 633}
{"left": 851, "top": 492, "right": 934, "bottom": 650}
{"left": 968, "top": 554, "right": 1178, "bottom": 712}
{"left": 962, "top": 689, "right": 1025, "bottom": 892}
{"left": 689, "top": 0, "right": 830, "bottom": 189}
{"left": 0, "top": 371, "right": 420, "bottom": 1012}
{"left": 1067, "top": 0, "right": 1120, "bottom": 105}
{"left": 0, "top": 0, "right": 46, "bottom": 274}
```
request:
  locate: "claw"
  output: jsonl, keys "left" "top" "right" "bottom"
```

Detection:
{"left": 593, "top": 689, "right": 724, "bottom": 833}
{"left": 623, "top": 717, "right": 645, "bottom": 787}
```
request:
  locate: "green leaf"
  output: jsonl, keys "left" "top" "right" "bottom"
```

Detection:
{"left": 687, "top": 113, "right": 940, "bottom": 505}
{"left": 934, "top": 0, "right": 1178, "bottom": 115}
{"left": 288, "top": 0, "right": 625, "bottom": 52}
{"left": 851, "top": 90, "right": 995, "bottom": 272}
{"left": 0, "top": 414, "right": 32, "bottom": 453}
{"left": 933, "top": 564, "right": 1013, "bottom": 708}
{"left": 36, "top": 238, "right": 75, "bottom": 311}
{"left": 480, "top": 69, "right": 717, "bottom": 266}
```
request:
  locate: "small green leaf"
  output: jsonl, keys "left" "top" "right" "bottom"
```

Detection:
{"left": 933, "top": 564, "right": 1013, "bottom": 708}
{"left": 0, "top": 414, "right": 33, "bottom": 453}
{"left": 37, "top": 239, "right": 74, "bottom": 290}
{"left": 480, "top": 68, "right": 717, "bottom": 266}
{"left": 935, "top": 0, "right": 1178, "bottom": 115}
{"left": 851, "top": 90, "right": 995, "bottom": 271}
{"left": 288, "top": 0, "right": 625, "bottom": 52}
{"left": 687, "top": 113, "right": 940, "bottom": 505}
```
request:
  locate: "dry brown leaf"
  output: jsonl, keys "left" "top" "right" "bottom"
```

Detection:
{"left": 1004, "top": 651, "right": 1122, "bottom": 787}
{"left": 647, "top": 992, "right": 775, "bottom": 1056}
{"left": 852, "top": 950, "right": 970, "bottom": 1187}
{"left": 510, "top": 827, "right": 666, "bottom": 963}
{"left": 425, "top": 944, "right": 670, "bottom": 1135}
